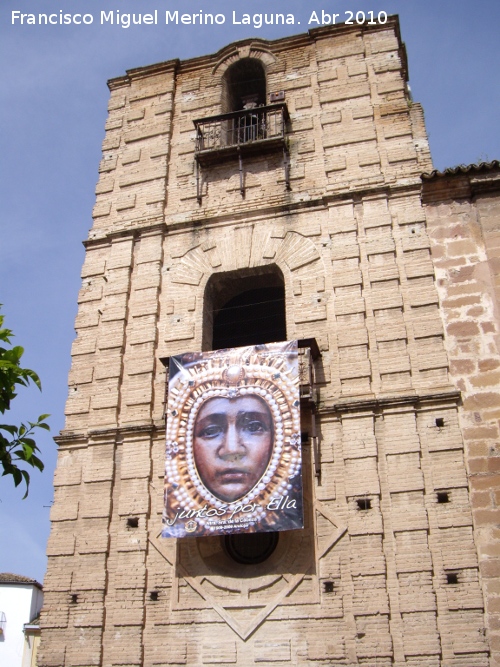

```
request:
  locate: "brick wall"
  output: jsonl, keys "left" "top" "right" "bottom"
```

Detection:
{"left": 38, "top": 20, "right": 495, "bottom": 667}
{"left": 424, "top": 163, "right": 500, "bottom": 666}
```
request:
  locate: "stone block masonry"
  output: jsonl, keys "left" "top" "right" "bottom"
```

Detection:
{"left": 39, "top": 18, "right": 496, "bottom": 667}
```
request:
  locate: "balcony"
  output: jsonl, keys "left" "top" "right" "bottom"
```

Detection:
{"left": 193, "top": 104, "right": 290, "bottom": 201}
{"left": 194, "top": 103, "right": 289, "bottom": 163}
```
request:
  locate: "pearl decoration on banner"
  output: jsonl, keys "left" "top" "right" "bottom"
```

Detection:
{"left": 163, "top": 345, "right": 303, "bottom": 532}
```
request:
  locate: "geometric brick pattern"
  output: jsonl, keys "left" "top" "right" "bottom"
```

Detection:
{"left": 39, "top": 21, "right": 496, "bottom": 667}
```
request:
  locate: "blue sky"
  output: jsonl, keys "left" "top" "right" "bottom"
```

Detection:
{"left": 0, "top": 0, "right": 499, "bottom": 584}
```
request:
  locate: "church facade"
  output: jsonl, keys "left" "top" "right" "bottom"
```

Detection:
{"left": 39, "top": 17, "right": 500, "bottom": 667}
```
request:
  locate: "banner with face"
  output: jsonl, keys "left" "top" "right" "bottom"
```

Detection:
{"left": 162, "top": 341, "right": 303, "bottom": 538}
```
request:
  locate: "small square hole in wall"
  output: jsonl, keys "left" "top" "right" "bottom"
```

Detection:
{"left": 149, "top": 591, "right": 159, "bottom": 601}
{"left": 437, "top": 491, "right": 450, "bottom": 504}
{"left": 357, "top": 498, "right": 371, "bottom": 511}
{"left": 323, "top": 581, "right": 334, "bottom": 594}
{"left": 446, "top": 572, "right": 458, "bottom": 585}
{"left": 435, "top": 418, "right": 445, "bottom": 428}
{"left": 127, "top": 517, "right": 139, "bottom": 528}
{"left": 70, "top": 594, "right": 78, "bottom": 604}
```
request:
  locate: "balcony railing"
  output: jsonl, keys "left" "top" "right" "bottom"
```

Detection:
{"left": 194, "top": 103, "right": 289, "bottom": 162}
{"left": 193, "top": 103, "right": 290, "bottom": 202}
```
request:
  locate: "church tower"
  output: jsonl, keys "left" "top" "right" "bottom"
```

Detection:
{"left": 39, "top": 18, "right": 499, "bottom": 666}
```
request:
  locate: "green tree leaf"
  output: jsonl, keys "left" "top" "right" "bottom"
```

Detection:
{"left": 0, "top": 305, "right": 50, "bottom": 497}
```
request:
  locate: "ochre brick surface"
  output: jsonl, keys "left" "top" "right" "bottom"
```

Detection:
{"left": 423, "top": 163, "right": 500, "bottom": 667}
{"left": 39, "top": 19, "right": 497, "bottom": 667}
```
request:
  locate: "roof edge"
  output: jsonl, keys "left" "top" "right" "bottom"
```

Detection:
{"left": 0, "top": 573, "right": 43, "bottom": 589}
{"left": 422, "top": 160, "right": 500, "bottom": 180}
{"left": 107, "top": 16, "right": 403, "bottom": 84}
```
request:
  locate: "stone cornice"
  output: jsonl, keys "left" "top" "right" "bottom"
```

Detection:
{"left": 56, "top": 391, "right": 460, "bottom": 446}
{"left": 179, "top": 17, "right": 403, "bottom": 75}
{"left": 55, "top": 421, "right": 165, "bottom": 448}
{"left": 108, "top": 59, "right": 179, "bottom": 90}
{"left": 166, "top": 179, "right": 422, "bottom": 234}
{"left": 83, "top": 220, "right": 166, "bottom": 248}
{"left": 318, "top": 389, "right": 461, "bottom": 416}
{"left": 107, "top": 17, "right": 403, "bottom": 82}
{"left": 82, "top": 178, "right": 423, "bottom": 246}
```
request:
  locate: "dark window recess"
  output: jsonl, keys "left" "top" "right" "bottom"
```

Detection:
{"left": 224, "top": 532, "right": 278, "bottom": 565}
{"left": 212, "top": 285, "right": 286, "bottom": 350}
{"left": 357, "top": 498, "right": 372, "bottom": 511}
{"left": 437, "top": 492, "right": 450, "bottom": 504}
{"left": 127, "top": 517, "right": 139, "bottom": 528}
{"left": 301, "top": 432, "right": 310, "bottom": 445}
{"left": 149, "top": 591, "right": 159, "bottom": 601}
{"left": 323, "top": 581, "right": 335, "bottom": 594}
{"left": 224, "top": 58, "right": 266, "bottom": 112}
{"left": 435, "top": 417, "right": 445, "bottom": 428}
{"left": 70, "top": 594, "right": 78, "bottom": 604}
{"left": 446, "top": 572, "right": 459, "bottom": 585}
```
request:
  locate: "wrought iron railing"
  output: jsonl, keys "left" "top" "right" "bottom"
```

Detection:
{"left": 194, "top": 103, "right": 289, "bottom": 154}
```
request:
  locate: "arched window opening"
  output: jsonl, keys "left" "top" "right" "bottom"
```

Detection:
{"left": 223, "top": 58, "right": 267, "bottom": 113}
{"left": 213, "top": 285, "right": 285, "bottom": 349}
{"left": 194, "top": 57, "right": 290, "bottom": 204}
{"left": 201, "top": 267, "right": 287, "bottom": 565}
{"left": 203, "top": 267, "right": 286, "bottom": 351}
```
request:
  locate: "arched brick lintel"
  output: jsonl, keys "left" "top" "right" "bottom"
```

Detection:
{"left": 166, "top": 228, "right": 326, "bottom": 351}
{"left": 212, "top": 44, "right": 277, "bottom": 76}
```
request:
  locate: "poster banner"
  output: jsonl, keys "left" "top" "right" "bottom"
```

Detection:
{"left": 162, "top": 341, "right": 303, "bottom": 538}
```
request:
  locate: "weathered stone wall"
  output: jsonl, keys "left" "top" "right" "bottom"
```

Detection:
{"left": 424, "top": 164, "right": 500, "bottom": 667}
{"left": 38, "top": 19, "right": 495, "bottom": 667}
{"left": 166, "top": 24, "right": 431, "bottom": 224}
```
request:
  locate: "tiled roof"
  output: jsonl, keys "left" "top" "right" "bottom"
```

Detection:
{"left": 0, "top": 572, "right": 42, "bottom": 588}
{"left": 422, "top": 160, "right": 500, "bottom": 180}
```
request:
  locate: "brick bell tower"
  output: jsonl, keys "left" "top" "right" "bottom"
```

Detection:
{"left": 39, "top": 17, "right": 498, "bottom": 667}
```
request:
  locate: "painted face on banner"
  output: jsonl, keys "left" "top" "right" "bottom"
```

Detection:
{"left": 193, "top": 395, "right": 274, "bottom": 502}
